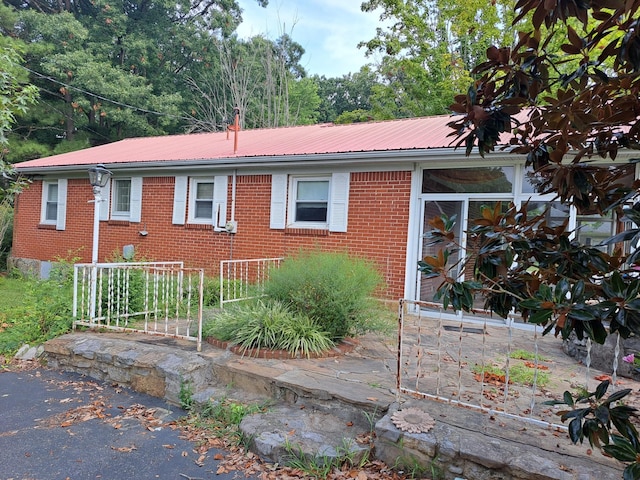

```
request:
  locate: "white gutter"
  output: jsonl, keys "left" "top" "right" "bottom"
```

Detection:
{"left": 15, "top": 147, "right": 517, "bottom": 176}
{"left": 17, "top": 147, "right": 640, "bottom": 177}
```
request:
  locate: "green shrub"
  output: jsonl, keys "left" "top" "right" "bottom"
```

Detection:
{"left": 204, "top": 300, "right": 334, "bottom": 357}
{"left": 263, "top": 251, "right": 383, "bottom": 340}
{"left": 202, "top": 276, "right": 220, "bottom": 307}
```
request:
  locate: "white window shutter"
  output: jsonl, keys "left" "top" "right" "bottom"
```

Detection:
{"left": 172, "top": 176, "right": 188, "bottom": 225}
{"left": 129, "top": 177, "right": 143, "bottom": 223}
{"left": 270, "top": 174, "right": 287, "bottom": 229}
{"left": 329, "top": 172, "right": 350, "bottom": 232}
{"left": 99, "top": 180, "right": 111, "bottom": 221}
{"left": 213, "top": 175, "right": 228, "bottom": 227}
{"left": 56, "top": 179, "right": 67, "bottom": 231}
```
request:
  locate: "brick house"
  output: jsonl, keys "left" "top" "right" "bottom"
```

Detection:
{"left": 10, "top": 115, "right": 637, "bottom": 310}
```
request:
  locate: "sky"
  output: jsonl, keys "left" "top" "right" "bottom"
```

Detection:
{"left": 235, "top": 0, "right": 386, "bottom": 78}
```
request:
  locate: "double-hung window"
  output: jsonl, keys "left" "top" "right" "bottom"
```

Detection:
{"left": 111, "top": 179, "right": 132, "bottom": 219}
{"left": 44, "top": 182, "right": 58, "bottom": 223}
{"left": 100, "top": 177, "right": 142, "bottom": 223}
{"left": 189, "top": 178, "right": 215, "bottom": 224}
{"left": 40, "top": 179, "right": 67, "bottom": 230}
{"left": 292, "top": 177, "right": 330, "bottom": 225}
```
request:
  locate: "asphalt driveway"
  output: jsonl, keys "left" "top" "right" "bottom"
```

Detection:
{"left": 0, "top": 367, "right": 253, "bottom": 480}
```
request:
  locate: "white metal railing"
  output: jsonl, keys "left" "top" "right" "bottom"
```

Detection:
{"left": 73, "top": 262, "right": 205, "bottom": 351}
{"left": 397, "top": 299, "right": 622, "bottom": 430}
{"left": 219, "top": 257, "right": 283, "bottom": 307}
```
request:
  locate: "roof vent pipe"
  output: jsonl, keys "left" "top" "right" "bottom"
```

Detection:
{"left": 227, "top": 106, "right": 240, "bottom": 154}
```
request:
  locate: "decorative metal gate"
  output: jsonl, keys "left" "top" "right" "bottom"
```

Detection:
{"left": 219, "top": 257, "right": 283, "bottom": 307}
{"left": 73, "top": 262, "right": 205, "bottom": 351}
{"left": 397, "top": 299, "right": 623, "bottom": 429}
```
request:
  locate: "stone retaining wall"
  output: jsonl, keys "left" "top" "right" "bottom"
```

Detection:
{"left": 44, "top": 335, "right": 214, "bottom": 405}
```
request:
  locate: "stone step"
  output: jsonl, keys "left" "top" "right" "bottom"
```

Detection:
{"left": 239, "top": 403, "right": 372, "bottom": 467}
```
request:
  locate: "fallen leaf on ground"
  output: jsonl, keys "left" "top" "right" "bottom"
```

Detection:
{"left": 111, "top": 445, "right": 137, "bottom": 453}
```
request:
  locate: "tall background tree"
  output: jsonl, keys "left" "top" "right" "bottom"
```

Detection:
{"left": 313, "top": 67, "right": 378, "bottom": 124}
{"left": 359, "top": 0, "right": 518, "bottom": 118}
{"left": 1, "top": 0, "right": 276, "bottom": 160}
{"left": 184, "top": 32, "right": 318, "bottom": 131}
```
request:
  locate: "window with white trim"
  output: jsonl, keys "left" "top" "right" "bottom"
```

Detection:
{"left": 172, "top": 175, "right": 228, "bottom": 227}
{"left": 43, "top": 182, "right": 58, "bottom": 223}
{"left": 289, "top": 177, "right": 330, "bottom": 227}
{"left": 111, "top": 178, "right": 132, "bottom": 218}
{"left": 189, "top": 178, "right": 213, "bottom": 223}
{"left": 40, "top": 179, "right": 67, "bottom": 230}
{"left": 100, "top": 177, "right": 142, "bottom": 223}
{"left": 270, "top": 172, "right": 350, "bottom": 232}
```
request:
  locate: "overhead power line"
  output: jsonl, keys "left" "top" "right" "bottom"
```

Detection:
{"left": 21, "top": 65, "right": 192, "bottom": 122}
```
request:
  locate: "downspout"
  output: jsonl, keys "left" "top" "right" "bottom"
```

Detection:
{"left": 231, "top": 169, "right": 237, "bottom": 223}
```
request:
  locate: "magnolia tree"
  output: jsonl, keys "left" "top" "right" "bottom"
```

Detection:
{"left": 417, "top": 0, "right": 640, "bottom": 476}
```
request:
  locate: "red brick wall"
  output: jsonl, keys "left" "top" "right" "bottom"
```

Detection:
{"left": 12, "top": 172, "right": 412, "bottom": 299}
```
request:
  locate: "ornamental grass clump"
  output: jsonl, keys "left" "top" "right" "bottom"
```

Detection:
{"left": 203, "top": 300, "right": 334, "bottom": 357}
{"left": 263, "top": 250, "right": 383, "bottom": 341}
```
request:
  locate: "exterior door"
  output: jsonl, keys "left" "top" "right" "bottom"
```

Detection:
{"left": 418, "top": 200, "right": 465, "bottom": 303}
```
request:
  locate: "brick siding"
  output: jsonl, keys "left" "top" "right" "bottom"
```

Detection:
{"left": 12, "top": 172, "right": 412, "bottom": 299}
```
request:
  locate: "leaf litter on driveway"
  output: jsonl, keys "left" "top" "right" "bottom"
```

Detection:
{"left": 3, "top": 359, "right": 409, "bottom": 479}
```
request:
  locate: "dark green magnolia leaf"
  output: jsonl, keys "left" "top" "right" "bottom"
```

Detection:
{"left": 603, "top": 445, "right": 637, "bottom": 465}
{"left": 542, "top": 322, "right": 555, "bottom": 336}
{"left": 568, "top": 306, "right": 596, "bottom": 322}
{"left": 571, "top": 280, "right": 585, "bottom": 300}
{"left": 610, "top": 404, "right": 639, "bottom": 420}
{"left": 594, "top": 405, "right": 611, "bottom": 425}
{"left": 595, "top": 380, "right": 610, "bottom": 400}
{"left": 564, "top": 390, "right": 575, "bottom": 406}
{"left": 583, "top": 320, "right": 609, "bottom": 345}
{"left": 519, "top": 298, "right": 543, "bottom": 309}
{"left": 611, "top": 412, "right": 640, "bottom": 442}
{"left": 623, "top": 462, "right": 640, "bottom": 480}
{"left": 605, "top": 389, "right": 634, "bottom": 405}
{"left": 529, "top": 309, "right": 553, "bottom": 325}
{"left": 602, "top": 273, "right": 625, "bottom": 298}
{"left": 561, "top": 407, "right": 590, "bottom": 421}
{"left": 600, "top": 228, "right": 640, "bottom": 245}
{"left": 627, "top": 298, "right": 640, "bottom": 312}
{"left": 603, "top": 437, "right": 639, "bottom": 463}
{"left": 554, "top": 278, "right": 571, "bottom": 303}
{"left": 568, "top": 417, "right": 584, "bottom": 444}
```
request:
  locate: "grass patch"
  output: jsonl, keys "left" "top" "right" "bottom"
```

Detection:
{"left": 472, "top": 362, "right": 550, "bottom": 387}
{"left": 509, "top": 349, "right": 550, "bottom": 362}
{"left": 179, "top": 396, "right": 270, "bottom": 447}
{"left": 0, "top": 268, "right": 74, "bottom": 355}
{"left": 204, "top": 251, "right": 395, "bottom": 357}
{"left": 0, "top": 275, "right": 27, "bottom": 311}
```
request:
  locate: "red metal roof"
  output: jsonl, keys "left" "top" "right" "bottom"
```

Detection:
{"left": 17, "top": 116, "right": 460, "bottom": 170}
